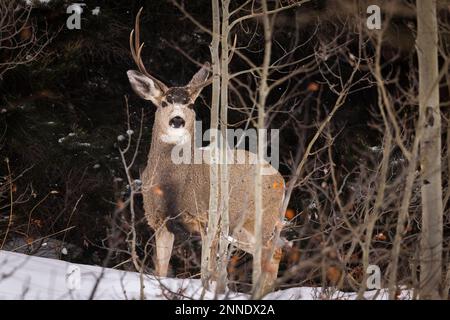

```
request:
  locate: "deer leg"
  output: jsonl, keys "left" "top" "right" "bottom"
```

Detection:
{"left": 154, "top": 225, "right": 174, "bottom": 277}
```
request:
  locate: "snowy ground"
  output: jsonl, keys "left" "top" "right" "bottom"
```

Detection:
{"left": 0, "top": 250, "right": 410, "bottom": 300}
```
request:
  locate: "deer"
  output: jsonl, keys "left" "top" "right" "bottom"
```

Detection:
{"left": 126, "top": 9, "right": 286, "bottom": 293}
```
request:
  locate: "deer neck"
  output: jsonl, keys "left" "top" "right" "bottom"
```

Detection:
{"left": 147, "top": 122, "right": 195, "bottom": 179}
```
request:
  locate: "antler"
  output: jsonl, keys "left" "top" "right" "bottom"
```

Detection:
{"left": 129, "top": 8, "right": 168, "bottom": 92}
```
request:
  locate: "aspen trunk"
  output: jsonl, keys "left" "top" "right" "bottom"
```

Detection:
{"left": 417, "top": 0, "right": 443, "bottom": 300}
{"left": 216, "top": 0, "right": 230, "bottom": 294}
{"left": 201, "top": 0, "right": 221, "bottom": 289}
{"left": 252, "top": 0, "right": 271, "bottom": 299}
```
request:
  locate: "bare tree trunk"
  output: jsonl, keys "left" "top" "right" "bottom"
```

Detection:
{"left": 417, "top": 0, "right": 443, "bottom": 300}
{"left": 252, "top": 0, "right": 271, "bottom": 299}
{"left": 201, "top": 0, "right": 221, "bottom": 290}
{"left": 216, "top": 0, "right": 231, "bottom": 294}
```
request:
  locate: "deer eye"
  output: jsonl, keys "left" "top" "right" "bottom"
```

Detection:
{"left": 188, "top": 103, "right": 194, "bottom": 109}
{"left": 161, "top": 101, "right": 168, "bottom": 108}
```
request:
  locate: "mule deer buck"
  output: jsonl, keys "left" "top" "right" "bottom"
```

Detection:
{"left": 126, "top": 10, "right": 285, "bottom": 293}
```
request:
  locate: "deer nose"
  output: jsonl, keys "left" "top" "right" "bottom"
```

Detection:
{"left": 169, "top": 116, "right": 185, "bottom": 128}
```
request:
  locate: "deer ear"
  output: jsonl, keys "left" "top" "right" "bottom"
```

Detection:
{"left": 127, "top": 70, "right": 165, "bottom": 106}
{"left": 187, "top": 62, "right": 211, "bottom": 101}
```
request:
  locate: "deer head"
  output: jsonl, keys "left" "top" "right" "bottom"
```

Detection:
{"left": 126, "top": 8, "right": 210, "bottom": 145}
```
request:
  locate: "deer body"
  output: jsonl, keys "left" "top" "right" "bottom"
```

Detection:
{"left": 140, "top": 110, "right": 285, "bottom": 272}
{"left": 127, "top": 10, "right": 285, "bottom": 292}
{"left": 142, "top": 126, "right": 285, "bottom": 238}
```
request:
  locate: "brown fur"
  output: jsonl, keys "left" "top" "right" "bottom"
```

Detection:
{"left": 127, "top": 64, "right": 285, "bottom": 293}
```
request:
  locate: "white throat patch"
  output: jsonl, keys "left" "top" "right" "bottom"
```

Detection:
{"left": 160, "top": 104, "right": 190, "bottom": 145}
{"left": 160, "top": 128, "right": 190, "bottom": 145}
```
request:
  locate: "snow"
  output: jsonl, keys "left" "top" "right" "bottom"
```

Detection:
{"left": 0, "top": 250, "right": 411, "bottom": 300}
{"left": 2, "top": 237, "right": 81, "bottom": 260}
{"left": 92, "top": 7, "right": 101, "bottom": 16}
{"left": 0, "top": 250, "right": 245, "bottom": 300}
{"left": 26, "top": 0, "right": 52, "bottom": 5}
{"left": 75, "top": 142, "right": 91, "bottom": 147}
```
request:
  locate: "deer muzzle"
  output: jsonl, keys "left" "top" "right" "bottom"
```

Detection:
{"left": 169, "top": 116, "right": 186, "bottom": 128}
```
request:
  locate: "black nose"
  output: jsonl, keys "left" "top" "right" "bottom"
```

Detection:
{"left": 169, "top": 116, "right": 185, "bottom": 128}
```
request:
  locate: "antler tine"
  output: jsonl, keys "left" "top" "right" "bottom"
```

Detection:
{"left": 129, "top": 7, "right": 168, "bottom": 91}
